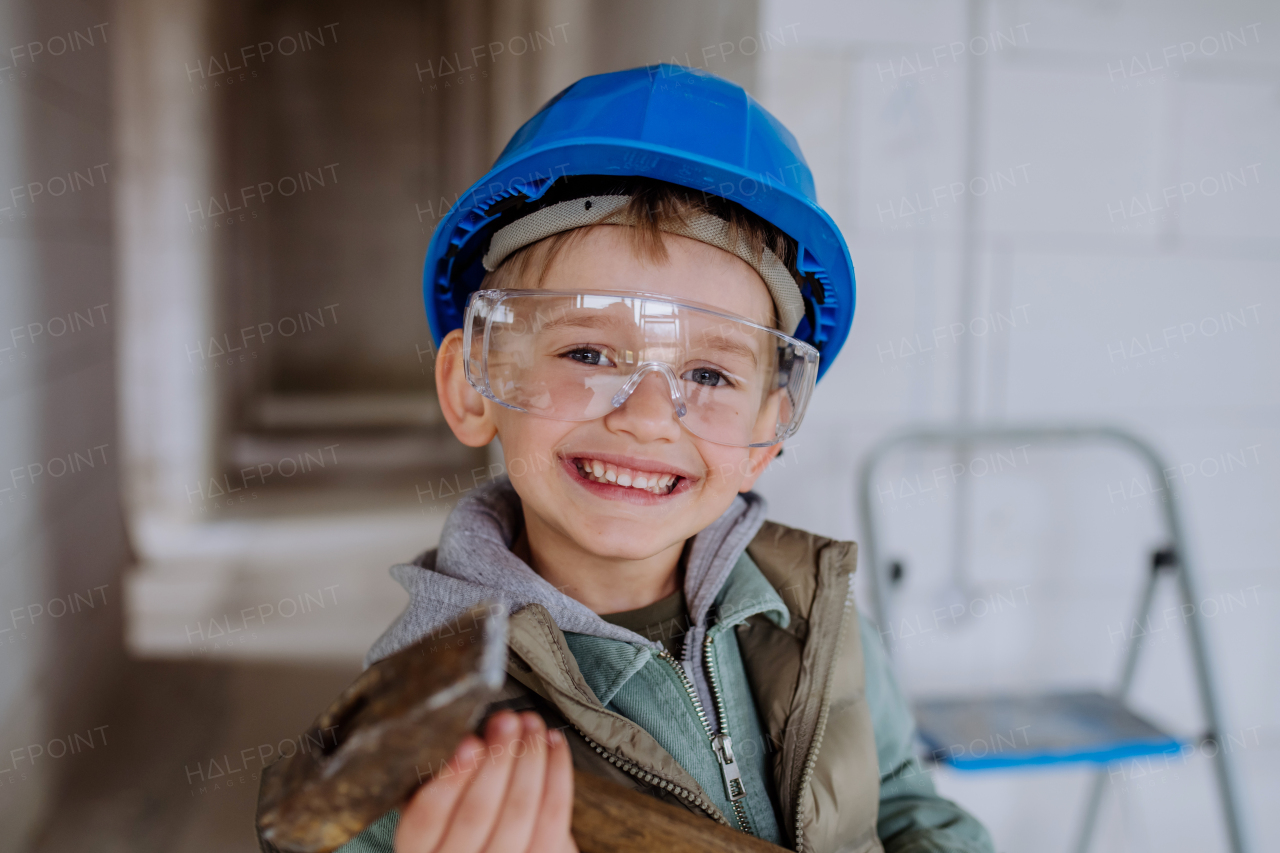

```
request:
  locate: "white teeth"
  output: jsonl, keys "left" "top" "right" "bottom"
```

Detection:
{"left": 576, "top": 458, "right": 679, "bottom": 494}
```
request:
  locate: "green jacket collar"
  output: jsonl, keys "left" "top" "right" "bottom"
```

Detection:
{"left": 566, "top": 552, "right": 788, "bottom": 706}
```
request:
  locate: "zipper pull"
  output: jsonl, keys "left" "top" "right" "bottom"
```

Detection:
{"left": 713, "top": 733, "right": 746, "bottom": 801}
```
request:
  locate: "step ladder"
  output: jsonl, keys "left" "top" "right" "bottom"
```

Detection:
{"left": 856, "top": 425, "right": 1251, "bottom": 853}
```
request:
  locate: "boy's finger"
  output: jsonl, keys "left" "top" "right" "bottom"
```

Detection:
{"left": 480, "top": 712, "right": 549, "bottom": 853}
{"left": 526, "top": 728, "right": 580, "bottom": 853}
{"left": 432, "top": 711, "right": 524, "bottom": 853}
{"left": 394, "top": 735, "right": 485, "bottom": 853}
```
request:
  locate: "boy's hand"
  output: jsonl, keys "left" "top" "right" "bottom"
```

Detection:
{"left": 395, "top": 710, "right": 579, "bottom": 853}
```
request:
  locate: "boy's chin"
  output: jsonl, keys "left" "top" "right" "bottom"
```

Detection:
{"left": 569, "top": 526, "right": 684, "bottom": 563}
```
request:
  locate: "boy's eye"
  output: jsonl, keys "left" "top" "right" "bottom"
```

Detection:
{"left": 683, "top": 367, "right": 731, "bottom": 388}
{"left": 563, "top": 347, "right": 614, "bottom": 367}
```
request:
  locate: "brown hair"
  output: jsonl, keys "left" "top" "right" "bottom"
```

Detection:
{"left": 482, "top": 178, "right": 793, "bottom": 293}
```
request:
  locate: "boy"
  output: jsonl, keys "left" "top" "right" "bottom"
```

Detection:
{"left": 335, "top": 66, "right": 994, "bottom": 853}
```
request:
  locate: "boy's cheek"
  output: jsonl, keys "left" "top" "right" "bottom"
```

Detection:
{"left": 491, "top": 419, "right": 582, "bottom": 496}
{"left": 700, "top": 451, "right": 755, "bottom": 493}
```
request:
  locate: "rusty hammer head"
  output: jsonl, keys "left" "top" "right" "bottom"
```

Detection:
{"left": 256, "top": 601, "right": 508, "bottom": 852}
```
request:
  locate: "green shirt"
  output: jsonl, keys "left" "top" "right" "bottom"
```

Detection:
{"left": 599, "top": 588, "right": 690, "bottom": 658}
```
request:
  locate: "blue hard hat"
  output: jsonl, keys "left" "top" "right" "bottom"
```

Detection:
{"left": 422, "top": 64, "right": 854, "bottom": 380}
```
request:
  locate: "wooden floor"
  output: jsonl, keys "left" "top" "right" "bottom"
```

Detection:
{"left": 27, "top": 658, "right": 361, "bottom": 853}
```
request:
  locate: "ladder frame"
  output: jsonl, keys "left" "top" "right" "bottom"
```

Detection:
{"left": 856, "top": 424, "right": 1251, "bottom": 853}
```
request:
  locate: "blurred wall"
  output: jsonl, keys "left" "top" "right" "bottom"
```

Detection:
{"left": 0, "top": 0, "right": 129, "bottom": 845}
{"left": 750, "top": 1, "right": 1278, "bottom": 851}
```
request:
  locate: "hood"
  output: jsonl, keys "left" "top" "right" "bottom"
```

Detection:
{"left": 365, "top": 477, "right": 768, "bottom": 666}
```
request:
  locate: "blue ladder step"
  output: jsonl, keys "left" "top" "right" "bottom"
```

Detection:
{"left": 914, "top": 690, "right": 1184, "bottom": 770}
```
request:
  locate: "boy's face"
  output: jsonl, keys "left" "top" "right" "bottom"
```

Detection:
{"left": 441, "top": 225, "right": 783, "bottom": 564}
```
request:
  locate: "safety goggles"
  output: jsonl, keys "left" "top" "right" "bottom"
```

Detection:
{"left": 462, "top": 290, "right": 820, "bottom": 447}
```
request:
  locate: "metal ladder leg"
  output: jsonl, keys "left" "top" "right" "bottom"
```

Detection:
{"left": 1172, "top": 554, "right": 1252, "bottom": 853}
{"left": 1072, "top": 771, "right": 1108, "bottom": 853}
{"left": 1072, "top": 549, "right": 1165, "bottom": 853}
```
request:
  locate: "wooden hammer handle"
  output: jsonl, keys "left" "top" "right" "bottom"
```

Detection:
{"left": 571, "top": 769, "right": 788, "bottom": 853}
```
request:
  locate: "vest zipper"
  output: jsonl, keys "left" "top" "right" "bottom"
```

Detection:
{"left": 658, "top": 640, "right": 756, "bottom": 837}
{"left": 568, "top": 722, "right": 730, "bottom": 826}
{"left": 791, "top": 573, "right": 856, "bottom": 853}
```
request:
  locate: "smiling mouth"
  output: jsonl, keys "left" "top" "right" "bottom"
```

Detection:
{"left": 572, "top": 457, "right": 683, "bottom": 496}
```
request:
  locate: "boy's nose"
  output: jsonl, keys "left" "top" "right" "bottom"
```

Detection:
{"left": 603, "top": 367, "right": 685, "bottom": 443}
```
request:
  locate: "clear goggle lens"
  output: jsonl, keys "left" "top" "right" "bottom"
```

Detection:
{"left": 462, "top": 290, "right": 819, "bottom": 448}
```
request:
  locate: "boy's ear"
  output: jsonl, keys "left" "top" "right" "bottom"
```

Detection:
{"left": 435, "top": 329, "right": 498, "bottom": 447}
{"left": 738, "top": 442, "right": 785, "bottom": 493}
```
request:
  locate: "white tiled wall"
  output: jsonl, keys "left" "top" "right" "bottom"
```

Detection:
{"left": 754, "top": 2, "right": 1278, "bottom": 851}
